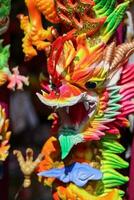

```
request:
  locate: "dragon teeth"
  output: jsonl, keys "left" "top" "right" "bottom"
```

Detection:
{"left": 75, "top": 123, "right": 79, "bottom": 130}
{"left": 66, "top": 107, "right": 70, "bottom": 114}
{"left": 88, "top": 110, "right": 95, "bottom": 118}
{"left": 84, "top": 102, "right": 89, "bottom": 111}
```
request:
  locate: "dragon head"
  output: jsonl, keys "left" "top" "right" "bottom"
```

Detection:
{"left": 36, "top": 0, "right": 134, "bottom": 159}
{"left": 37, "top": 30, "right": 134, "bottom": 159}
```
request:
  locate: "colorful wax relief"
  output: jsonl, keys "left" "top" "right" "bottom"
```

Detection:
{"left": 0, "top": 106, "right": 11, "bottom": 161}
{"left": 0, "top": 0, "right": 29, "bottom": 90}
{"left": 16, "top": 0, "right": 134, "bottom": 199}
{"left": 0, "top": 0, "right": 29, "bottom": 163}
{"left": 0, "top": 40, "right": 29, "bottom": 90}
{"left": 0, "top": 0, "right": 11, "bottom": 35}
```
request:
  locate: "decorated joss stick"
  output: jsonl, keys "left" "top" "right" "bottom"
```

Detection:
{"left": 0, "top": 1, "right": 11, "bottom": 167}
{"left": 0, "top": 2, "right": 29, "bottom": 199}
{"left": 0, "top": 0, "right": 29, "bottom": 164}
{"left": 0, "top": 6, "right": 11, "bottom": 200}
{"left": 15, "top": 0, "right": 134, "bottom": 199}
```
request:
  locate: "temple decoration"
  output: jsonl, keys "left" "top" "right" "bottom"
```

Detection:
{"left": 15, "top": 0, "right": 134, "bottom": 199}
{"left": 0, "top": 40, "right": 29, "bottom": 90}
{"left": 0, "top": 0, "right": 11, "bottom": 165}
{"left": 0, "top": 106, "right": 11, "bottom": 161}
{"left": 0, "top": 0, "right": 11, "bottom": 35}
{"left": 0, "top": 0, "right": 29, "bottom": 163}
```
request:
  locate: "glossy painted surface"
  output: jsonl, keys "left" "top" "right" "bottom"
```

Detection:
{"left": 16, "top": 0, "right": 134, "bottom": 199}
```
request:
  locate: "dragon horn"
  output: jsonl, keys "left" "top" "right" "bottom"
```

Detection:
{"left": 103, "top": 42, "right": 116, "bottom": 64}
{"left": 110, "top": 40, "right": 134, "bottom": 70}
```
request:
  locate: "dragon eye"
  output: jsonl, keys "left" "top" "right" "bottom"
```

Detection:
{"left": 51, "top": 83, "right": 57, "bottom": 89}
{"left": 85, "top": 81, "right": 97, "bottom": 89}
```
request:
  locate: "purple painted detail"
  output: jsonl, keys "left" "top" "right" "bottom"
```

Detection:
{"left": 38, "top": 162, "right": 102, "bottom": 187}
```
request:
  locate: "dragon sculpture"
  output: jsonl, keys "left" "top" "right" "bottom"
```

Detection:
{"left": 0, "top": 0, "right": 11, "bottom": 163}
{"left": 0, "top": 106, "right": 11, "bottom": 161}
{"left": 0, "top": 0, "right": 11, "bottom": 35}
{"left": 0, "top": 40, "right": 29, "bottom": 90}
{"left": 15, "top": 0, "right": 134, "bottom": 199}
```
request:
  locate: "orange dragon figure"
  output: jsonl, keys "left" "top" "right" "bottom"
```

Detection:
{"left": 15, "top": 0, "right": 134, "bottom": 199}
{"left": 0, "top": 106, "right": 11, "bottom": 161}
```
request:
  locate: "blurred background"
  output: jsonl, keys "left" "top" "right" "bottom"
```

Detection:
{"left": 0, "top": 0, "right": 134, "bottom": 200}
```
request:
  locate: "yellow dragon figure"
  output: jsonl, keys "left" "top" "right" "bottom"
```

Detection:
{"left": 15, "top": 0, "right": 134, "bottom": 200}
{"left": 19, "top": 0, "right": 59, "bottom": 60}
{"left": 19, "top": 0, "right": 110, "bottom": 60}
{"left": 0, "top": 106, "right": 11, "bottom": 161}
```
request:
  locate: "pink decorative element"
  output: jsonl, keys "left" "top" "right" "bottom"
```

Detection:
{"left": 7, "top": 67, "right": 29, "bottom": 90}
{"left": 120, "top": 64, "right": 134, "bottom": 84}
{"left": 117, "top": 64, "right": 134, "bottom": 117}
